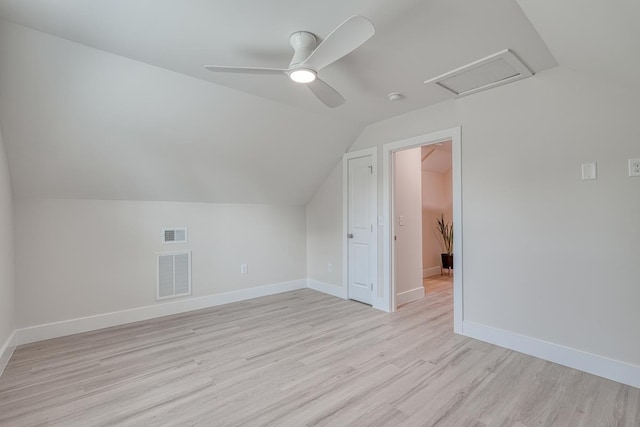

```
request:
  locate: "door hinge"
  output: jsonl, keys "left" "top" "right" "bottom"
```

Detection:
{"left": 370, "top": 283, "right": 373, "bottom": 291}
{"left": 368, "top": 165, "right": 373, "bottom": 174}
{"left": 370, "top": 224, "right": 373, "bottom": 232}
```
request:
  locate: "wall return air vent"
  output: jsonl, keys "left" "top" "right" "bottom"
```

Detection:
{"left": 424, "top": 49, "right": 533, "bottom": 97}
{"left": 157, "top": 251, "right": 192, "bottom": 300}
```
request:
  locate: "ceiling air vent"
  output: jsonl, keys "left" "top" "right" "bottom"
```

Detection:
{"left": 163, "top": 227, "right": 187, "bottom": 244}
{"left": 424, "top": 49, "right": 532, "bottom": 97}
{"left": 157, "top": 251, "right": 191, "bottom": 300}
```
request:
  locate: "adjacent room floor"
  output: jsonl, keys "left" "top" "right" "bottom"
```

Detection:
{"left": 423, "top": 272, "right": 453, "bottom": 295}
{"left": 0, "top": 286, "right": 638, "bottom": 426}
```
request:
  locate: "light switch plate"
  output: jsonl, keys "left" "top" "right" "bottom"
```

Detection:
{"left": 581, "top": 162, "right": 597, "bottom": 180}
{"left": 629, "top": 158, "right": 640, "bottom": 177}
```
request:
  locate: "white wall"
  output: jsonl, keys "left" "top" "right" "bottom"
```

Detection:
{"left": 0, "top": 127, "right": 14, "bottom": 349}
{"left": 393, "top": 148, "right": 423, "bottom": 297}
{"left": 307, "top": 66, "right": 640, "bottom": 368}
{"left": 421, "top": 169, "right": 452, "bottom": 272}
{"left": 306, "top": 163, "right": 343, "bottom": 287}
{"left": 14, "top": 199, "right": 306, "bottom": 328}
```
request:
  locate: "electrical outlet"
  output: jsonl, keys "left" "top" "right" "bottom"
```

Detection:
{"left": 629, "top": 158, "right": 640, "bottom": 177}
{"left": 327, "top": 263, "right": 333, "bottom": 273}
{"left": 240, "top": 264, "right": 248, "bottom": 274}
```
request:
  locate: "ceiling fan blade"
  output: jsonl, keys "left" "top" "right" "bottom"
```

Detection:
{"left": 302, "top": 15, "right": 375, "bottom": 71}
{"left": 204, "top": 65, "right": 288, "bottom": 75}
{"left": 307, "top": 77, "right": 345, "bottom": 108}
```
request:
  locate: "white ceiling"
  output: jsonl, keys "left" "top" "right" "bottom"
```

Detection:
{"left": 0, "top": 0, "right": 557, "bottom": 125}
{"left": 422, "top": 142, "right": 452, "bottom": 174}
{"left": 0, "top": 20, "right": 361, "bottom": 204}
{"left": 0, "top": 0, "right": 559, "bottom": 204}
{"left": 517, "top": 0, "right": 640, "bottom": 94}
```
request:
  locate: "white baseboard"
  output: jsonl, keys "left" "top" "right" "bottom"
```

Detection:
{"left": 0, "top": 330, "right": 16, "bottom": 378}
{"left": 14, "top": 279, "right": 307, "bottom": 346}
{"left": 423, "top": 266, "right": 441, "bottom": 278}
{"left": 396, "top": 286, "right": 425, "bottom": 306}
{"left": 463, "top": 321, "right": 640, "bottom": 389}
{"left": 307, "top": 279, "right": 347, "bottom": 299}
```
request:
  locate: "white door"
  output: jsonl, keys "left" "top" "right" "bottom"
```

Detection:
{"left": 347, "top": 155, "right": 374, "bottom": 304}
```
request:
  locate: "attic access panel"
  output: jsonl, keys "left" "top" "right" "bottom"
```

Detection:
{"left": 425, "top": 49, "right": 533, "bottom": 97}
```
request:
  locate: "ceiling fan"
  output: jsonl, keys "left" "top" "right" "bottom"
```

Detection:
{"left": 205, "top": 16, "right": 375, "bottom": 108}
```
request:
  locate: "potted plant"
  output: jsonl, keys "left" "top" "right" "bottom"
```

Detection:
{"left": 436, "top": 214, "right": 453, "bottom": 271}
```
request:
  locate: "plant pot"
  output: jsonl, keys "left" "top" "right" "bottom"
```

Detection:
{"left": 441, "top": 254, "right": 453, "bottom": 270}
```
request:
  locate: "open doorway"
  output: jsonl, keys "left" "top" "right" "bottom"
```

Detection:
{"left": 382, "top": 127, "right": 462, "bottom": 333}
{"left": 393, "top": 141, "right": 453, "bottom": 307}
{"left": 420, "top": 141, "right": 454, "bottom": 295}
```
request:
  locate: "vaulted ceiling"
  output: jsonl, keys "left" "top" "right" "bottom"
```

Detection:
{"left": 517, "top": 0, "right": 640, "bottom": 94}
{"left": 0, "top": 0, "right": 559, "bottom": 204}
{"left": 422, "top": 142, "right": 452, "bottom": 174}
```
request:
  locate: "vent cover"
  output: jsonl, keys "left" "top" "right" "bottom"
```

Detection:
{"left": 424, "top": 49, "right": 532, "bottom": 97}
{"left": 163, "top": 227, "right": 187, "bottom": 244}
{"left": 157, "top": 251, "right": 191, "bottom": 300}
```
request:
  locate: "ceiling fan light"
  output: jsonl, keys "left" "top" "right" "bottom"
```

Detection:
{"left": 289, "top": 69, "right": 316, "bottom": 83}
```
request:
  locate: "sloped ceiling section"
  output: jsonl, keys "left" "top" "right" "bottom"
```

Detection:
{"left": 421, "top": 143, "right": 452, "bottom": 174}
{"left": 0, "top": 0, "right": 557, "bottom": 124}
{"left": 517, "top": 0, "right": 640, "bottom": 93}
{"left": 0, "top": 20, "right": 361, "bottom": 204}
{"left": 0, "top": 0, "right": 558, "bottom": 204}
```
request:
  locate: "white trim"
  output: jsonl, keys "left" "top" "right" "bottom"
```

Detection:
{"left": 342, "top": 147, "right": 378, "bottom": 306}
{"left": 307, "top": 279, "right": 347, "bottom": 299}
{"left": 0, "top": 331, "right": 16, "bottom": 378}
{"left": 451, "top": 128, "right": 463, "bottom": 334}
{"left": 396, "top": 286, "right": 425, "bottom": 306}
{"left": 382, "top": 127, "right": 463, "bottom": 333}
{"left": 423, "top": 266, "right": 441, "bottom": 278}
{"left": 14, "top": 279, "right": 306, "bottom": 346}
{"left": 463, "top": 321, "right": 640, "bottom": 389}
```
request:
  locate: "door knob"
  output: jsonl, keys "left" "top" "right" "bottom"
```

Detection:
{"left": 347, "top": 233, "right": 354, "bottom": 239}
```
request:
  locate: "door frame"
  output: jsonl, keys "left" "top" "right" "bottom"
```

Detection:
{"left": 343, "top": 147, "right": 378, "bottom": 305}
{"left": 382, "top": 126, "right": 463, "bottom": 334}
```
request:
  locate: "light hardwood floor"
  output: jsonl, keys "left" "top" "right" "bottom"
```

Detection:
{"left": 423, "top": 273, "right": 453, "bottom": 295}
{"left": 1, "top": 284, "right": 638, "bottom": 426}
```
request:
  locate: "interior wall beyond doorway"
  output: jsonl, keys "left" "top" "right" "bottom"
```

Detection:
{"left": 393, "top": 147, "right": 423, "bottom": 305}
{"left": 421, "top": 143, "right": 453, "bottom": 277}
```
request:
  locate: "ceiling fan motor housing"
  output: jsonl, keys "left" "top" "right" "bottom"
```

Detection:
{"left": 289, "top": 31, "right": 317, "bottom": 68}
